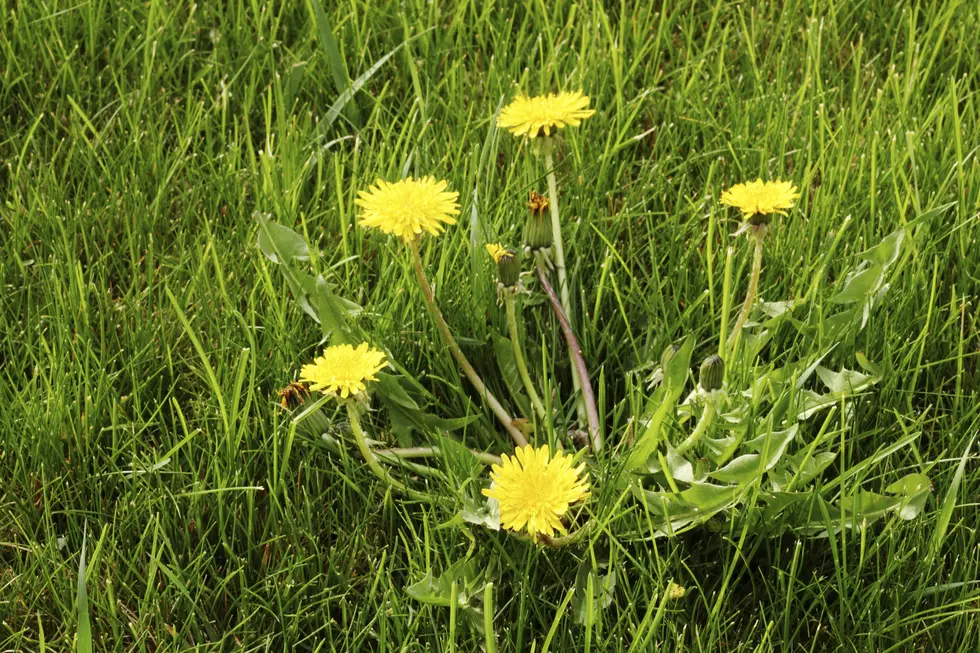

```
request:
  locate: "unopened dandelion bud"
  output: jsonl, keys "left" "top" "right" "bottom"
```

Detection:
{"left": 699, "top": 355, "right": 725, "bottom": 392}
{"left": 660, "top": 343, "right": 682, "bottom": 371}
{"left": 525, "top": 212, "right": 553, "bottom": 251}
{"left": 496, "top": 249, "right": 521, "bottom": 287}
{"left": 486, "top": 243, "right": 521, "bottom": 287}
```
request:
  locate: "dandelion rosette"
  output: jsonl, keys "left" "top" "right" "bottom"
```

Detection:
{"left": 482, "top": 444, "right": 589, "bottom": 541}
{"left": 299, "top": 343, "right": 387, "bottom": 399}
{"left": 720, "top": 179, "right": 800, "bottom": 224}
{"left": 497, "top": 91, "right": 595, "bottom": 138}
{"left": 356, "top": 176, "right": 460, "bottom": 241}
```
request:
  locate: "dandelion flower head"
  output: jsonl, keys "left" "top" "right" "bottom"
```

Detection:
{"left": 497, "top": 91, "right": 595, "bottom": 138}
{"left": 482, "top": 444, "right": 589, "bottom": 541}
{"left": 299, "top": 343, "right": 387, "bottom": 399}
{"left": 486, "top": 243, "right": 508, "bottom": 263}
{"left": 720, "top": 179, "right": 800, "bottom": 219}
{"left": 356, "top": 176, "right": 460, "bottom": 241}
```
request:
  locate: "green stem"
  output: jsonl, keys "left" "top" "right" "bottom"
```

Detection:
{"left": 674, "top": 401, "right": 716, "bottom": 457}
{"left": 543, "top": 147, "right": 589, "bottom": 428}
{"left": 505, "top": 294, "right": 547, "bottom": 422}
{"left": 543, "top": 149, "right": 571, "bottom": 318}
{"left": 369, "top": 449, "right": 449, "bottom": 480}
{"left": 408, "top": 240, "right": 528, "bottom": 448}
{"left": 375, "top": 446, "right": 502, "bottom": 467}
{"left": 718, "top": 246, "right": 734, "bottom": 356}
{"left": 539, "top": 521, "right": 593, "bottom": 548}
{"left": 536, "top": 259, "right": 602, "bottom": 452}
{"left": 346, "top": 402, "right": 409, "bottom": 492}
{"left": 484, "top": 583, "right": 498, "bottom": 653}
{"left": 728, "top": 228, "right": 766, "bottom": 357}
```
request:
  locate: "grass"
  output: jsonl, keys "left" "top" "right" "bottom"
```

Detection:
{"left": 1, "top": 0, "right": 979, "bottom": 650}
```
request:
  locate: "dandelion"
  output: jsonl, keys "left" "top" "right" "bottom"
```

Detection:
{"left": 300, "top": 343, "right": 387, "bottom": 399}
{"left": 698, "top": 354, "right": 725, "bottom": 394}
{"left": 486, "top": 243, "right": 508, "bottom": 263}
{"left": 277, "top": 381, "right": 309, "bottom": 409}
{"left": 497, "top": 91, "right": 595, "bottom": 139}
{"left": 358, "top": 178, "right": 526, "bottom": 446}
{"left": 675, "top": 355, "right": 725, "bottom": 456}
{"left": 483, "top": 444, "right": 589, "bottom": 541}
{"left": 356, "top": 176, "right": 460, "bottom": 240}
{"left": 720, "top": 179, "right": 800, "bottom": 225}
{"left": 719, "top": 179, "right": 800, "bottom": 355}
{"left": 524, "top": 198, "right": 554, "bottom": 252}
{"left": 299, "top": 343, "right": 413, "bottom": 492}
{"left": 488, "top": 244, "right": 521, "bottom": 289}
{"left": 497, "top": 95, "right": 596, "bottom": 439}
{"left": 490, "top": 243, "right": 545, "bottom": 420}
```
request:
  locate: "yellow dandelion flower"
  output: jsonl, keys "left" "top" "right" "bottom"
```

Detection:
{"left": 356, "top": 176, "right": 460, "bottom": 241}
{"left": 486, "top": 243, "right": 507, "bottom": 263}
{"left": 497, "top": 91, "right": 596, "bottom": 138}
{"left": 299, "top": 343, "right": 387, "bottom": 399}
{"left": 482, "top": 444, "right": 589, "bottom": 540}
{"left": 720, "top": 179, "right": 800, "bottom": 219}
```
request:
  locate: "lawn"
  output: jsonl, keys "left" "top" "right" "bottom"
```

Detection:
{"left": 2, "top": 0, "right": 979, "bottom": 650}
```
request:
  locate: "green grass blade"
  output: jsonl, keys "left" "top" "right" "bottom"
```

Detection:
{"left": 308, "top": 0, "right": 359, "bottom": 125}
{"left": 929, "top": 437, "right": 974, "bottom": 560}
{"left": 75, "top": 523, "right": 92, "bottom": 653}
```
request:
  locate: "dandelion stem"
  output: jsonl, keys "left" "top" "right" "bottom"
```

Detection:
{"left": 543, "top": 149, "right": 572, "bottom": 317}
{"left": 543, "top": 146, "right": 589, "bottom": 428}
{"left": 345, "top": 402, "right": 409, "bottom": 492}
{"left": 375, "top": 446, "right": 502, "bottom": 467}
{"left": 408, "top": 239, "right": 528, "bottom": 448}
{"left": 372, "top": 454, "right": 448, "bottom": 480}
{"left": 728, "top": 228, "right": 766, "bottom": 357}
{"left": 674, "top": 401, "right": 716, "bottom": 457}
{"left": 718, "top": 246, "right": 734, "bottom": 356}
{"left": 483, "top": 583, "right": 498, "bottom": 653}
{"left": 539, "top": 521, "right": 593, "bottom": 548}
{"left": 536, "top": 259, "right": 602, "bottom": 452}
{"left": 505, "top": 294, "right": 547, "bottom": 422}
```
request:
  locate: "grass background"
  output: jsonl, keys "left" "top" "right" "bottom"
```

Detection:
{"left": 2, "top": 0, "right": 979, "bottom": 650}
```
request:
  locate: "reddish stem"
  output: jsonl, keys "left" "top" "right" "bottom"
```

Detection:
{"left": 536, "top": 262, "right": 602, "bottom": 451}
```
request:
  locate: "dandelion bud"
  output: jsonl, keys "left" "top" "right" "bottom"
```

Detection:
{"left": 699, "top": 355, "right": 725, "bottom": 392}
{"left": 486, "top": 243, "right": 521, "bottom": 287}
{"left": 496, "top": 248, "right": 521, "bottom": 287}
{"left": 524, "top": 193, "right": 553, "bottom": 251}
{"left": 660, "top": 343, "right": 682, "bottom": 371}
{"left": 524, "top": 214, "right": 553, "bottom": 251}
{"left": 527, "top": 191, "right": 549, "bottom": 217}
